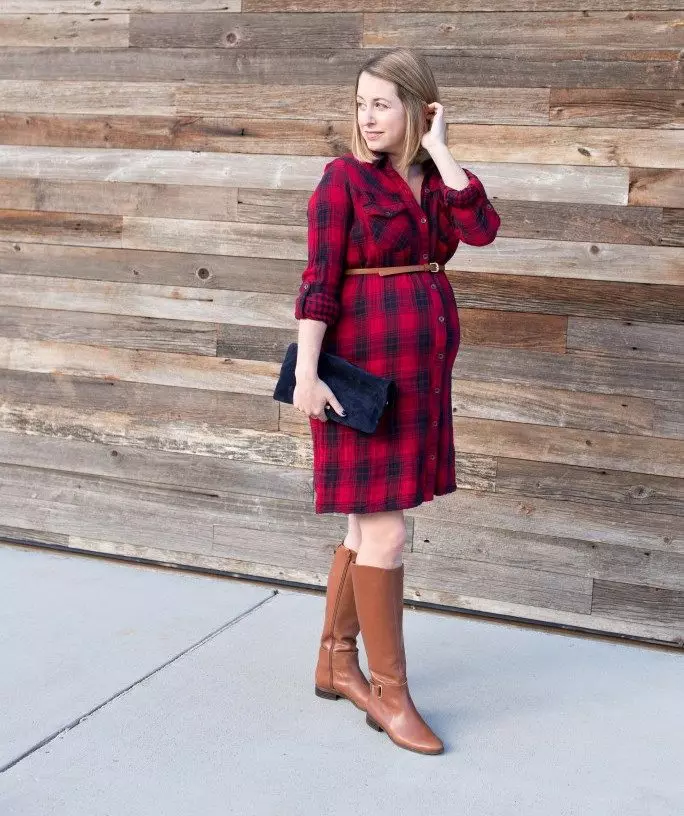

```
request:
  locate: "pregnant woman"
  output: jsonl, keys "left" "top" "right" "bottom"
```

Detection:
{"left": 292, "top": 48, "right": 501, "bottom": 754}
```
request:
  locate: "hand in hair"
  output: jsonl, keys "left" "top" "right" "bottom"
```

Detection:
{"left": 420, "top": 101, "right": 447, "bottom": 151}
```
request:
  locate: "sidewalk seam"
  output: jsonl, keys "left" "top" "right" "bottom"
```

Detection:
{"left": 0, "top": 590, "right": 279, "bottom": 774}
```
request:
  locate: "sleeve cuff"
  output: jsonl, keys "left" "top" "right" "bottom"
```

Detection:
{"left": 442, "top": 168, "right": 486, "bottom": 208}
{"left": 294, "top": 282, "right": 340, "bottom": 326}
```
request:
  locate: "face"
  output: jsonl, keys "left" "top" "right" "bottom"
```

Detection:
{"left": 356, "top": 71, "right": 409, "bottom": 156}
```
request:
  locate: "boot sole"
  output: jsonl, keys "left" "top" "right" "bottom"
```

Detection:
{"left": 365, "top": 714, "right": 444, "bottom": 755}
{"left": 315, "top": 686, "right": 367, "bottom": 711}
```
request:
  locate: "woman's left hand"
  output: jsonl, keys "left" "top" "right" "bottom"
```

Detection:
{"left": 420, "top": 101, "right": 447, "bottom": 151}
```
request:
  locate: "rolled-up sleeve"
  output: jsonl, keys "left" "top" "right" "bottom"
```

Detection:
{"left": 440, "top": 168, "right": 501, "bottom": 247}
{"left": 294, "top": 158, "right": 353, "bottom": 327}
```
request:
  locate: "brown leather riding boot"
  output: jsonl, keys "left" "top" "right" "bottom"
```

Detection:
{"left": 350, "top": 561, "right": 444, "bottom": 755}
{"left": 314, "top": 541, "right": 371, "bottom": 711}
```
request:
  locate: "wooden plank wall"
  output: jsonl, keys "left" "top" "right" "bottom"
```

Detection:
{"left": 0, "top": 2, "right": 682, "bottom": 646}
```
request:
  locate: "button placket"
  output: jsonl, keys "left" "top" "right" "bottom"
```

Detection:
{"left": 424, "top": 274, "right": 447, "bottom": 495}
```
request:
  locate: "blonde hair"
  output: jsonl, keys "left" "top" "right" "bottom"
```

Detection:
{"left": 350, "top": 48, "right": 441, "bottom": 177}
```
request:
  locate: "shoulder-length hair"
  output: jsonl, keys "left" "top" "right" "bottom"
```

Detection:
{"left": 349, "top": 48, "right": 441, "bottom": 177}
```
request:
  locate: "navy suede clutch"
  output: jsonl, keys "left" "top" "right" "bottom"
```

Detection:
{"left": 273, "top": 342, "right": 397, "bottom": 434}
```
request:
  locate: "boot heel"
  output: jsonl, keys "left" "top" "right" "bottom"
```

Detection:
{"left": 315, "top": 686, "right": 341, "bottom": 700}
{"left": 366, "top": 714, "right": 383, "bottom": 732}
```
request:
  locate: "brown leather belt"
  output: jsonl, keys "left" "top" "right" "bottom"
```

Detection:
{"left": 344, "top": 261, "right": 445, "bottom": 277}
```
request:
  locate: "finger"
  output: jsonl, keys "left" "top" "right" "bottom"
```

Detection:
{"left": 327, "top": 400, "right": 346, "bottom": 417}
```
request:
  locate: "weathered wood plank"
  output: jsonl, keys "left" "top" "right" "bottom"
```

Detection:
{"left": 0, "top": 465, "right": 214, "bottom": 555}
{"left": 407, "top": 489, "right": 681, "bottom": 554}
{"left": 364, "top": 12, "right": 684, "bottom": 62}
{"left": 0, "top": 209, "right": 122, "bottom": 247}
{"left": 6, "top": 1, "right": 684, "bottom": 13}
{"left": 0, "top": 179, "right": 237, "bottom": 221}
{"left": 0, "top": 270, "right": 296, "bottom": 328}
{"left": 495, "top": 458, "right": 684, "bottom": 517}
{"left": 592, "top": 579, "right": 684, "bottom": 629}
{"left": 404, "top": 548, "right": 592, "bottom": 613}
{"left": 453, "top": 416, "right": 684, "bottom": 478}
{"left": 446, "top": 124, "right": 684, "bottom": 169}
{"left": 245, "top": 0, "right": 684, "bottom": 13}
{"left": 0, "top": 81, "right": 176, "bottom": 115}
{"left": 449, "top": 270, "right": 684, "bottom": 324}
{"left": 567, "top": 317, "right": 684, "bottom": 362}
{"left": 129, "top": 12, "right": 363, "bottom": 49}
{"left": 653, "top": 401, "right": 684, "bottom": 439}
{"left": 549, "top": 88, "right": 684, "bottom": 128}
{"left": 0, "top": 370, "right": 278, "bottom": 432}
{"left": 0, "top": 14, "right": 129, "bottom": 48}
{"left": 630, "top": 168, "right": 684, "bottom": 208}
{"left": 0, "top": 305, "right": 218, "bottom": 356}
{"left": 0, "top": 428, "right": 308, "bottom": 504}
{"left": 0, "top": 48, "right": 679, "bottom": 90}
{"left": 489, "top": 199, "right": 672, "bottom": 246}
{"left": 0, "top": 337, "right": 281, "bottom": 394}
{"left": 457, "top": 309, "right": 567, "bottom": 352}
{"left": 0, "top": 242, "right": 301, "bottom": 291}
{"left": 0, "top": 145, "right": 633, "bottom": 205}
{"left": 2, "top": 1, "right": 238, "bottom": 9}
{"left": 410, "top": 518, "right": 684, "bottom": 592}
{"left": 452, "top": 236, "right": 683, "bottom": 286}
{"left": 451, "top": 378, "right": 656, "bottom": 437}
{"left": 453, "top": 346, "right": 684, "bottom": 401}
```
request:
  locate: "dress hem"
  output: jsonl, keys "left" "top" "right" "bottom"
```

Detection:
{"left": 313, "top": 483, "right": 458, "bottom": 515}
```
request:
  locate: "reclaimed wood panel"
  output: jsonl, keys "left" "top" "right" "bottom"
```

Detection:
{"left": 2, "top": 243, "right": 682, "bottom": 324}
{"left": 363, "top": 12, "right": 684, "bottom": 61}
{"left": 0, "top": 3, "right": 681, "bottom": 644}
{"left": 0, "top": 179, "right": 237, "bottom": 221}
{"left": 0, "top": 48, "right": 679, "bottom": 91}
{"left": 0, "top": 14, "right": 129, "bottom": 48}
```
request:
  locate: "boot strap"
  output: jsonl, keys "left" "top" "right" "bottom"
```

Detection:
{"left": 371, "top": 678, "right": 408, "bottom": 697}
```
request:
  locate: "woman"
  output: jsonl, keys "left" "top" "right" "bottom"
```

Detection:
{"left": 292, "top": 49, "right": 501, "bottom": 755}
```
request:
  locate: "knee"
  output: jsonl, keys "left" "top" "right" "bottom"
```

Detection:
{"left": 356, "top": 513, "right": 406, "bottom": 567}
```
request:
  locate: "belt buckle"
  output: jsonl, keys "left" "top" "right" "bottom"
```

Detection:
{"left": 428, "top": 261, "right": 440, "bottom": 272}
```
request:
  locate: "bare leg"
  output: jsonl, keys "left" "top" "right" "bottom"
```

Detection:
{"left": 343, "top": 513, "right": 362, "bottom": 553}
{"left": 354, "top": 509, "right": 406, "bottom": 568}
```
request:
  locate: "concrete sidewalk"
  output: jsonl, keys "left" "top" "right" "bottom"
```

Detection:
{"left": 0, "top": 542, "right": 682, "bottom": 816}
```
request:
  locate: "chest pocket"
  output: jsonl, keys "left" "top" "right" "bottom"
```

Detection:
{"left": 361, "top": 195, "right": 412, "bottom": 244}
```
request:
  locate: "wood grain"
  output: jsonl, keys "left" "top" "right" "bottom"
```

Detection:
{"left": 0, "top": 4, "right": 681, "bottom": 642}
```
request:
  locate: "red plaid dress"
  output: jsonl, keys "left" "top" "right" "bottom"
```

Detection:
{"left": 294, "top": 151, "right": 501, "bottom": 515}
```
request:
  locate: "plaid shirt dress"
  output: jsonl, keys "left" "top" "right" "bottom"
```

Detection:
{"left": 294, "top": 150, "right": 501, "bottom": 515}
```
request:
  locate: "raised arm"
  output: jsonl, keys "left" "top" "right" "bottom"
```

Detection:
{"left": 439, "top": 167, "right": 501, "bottom": 247}
{"left": 294, "top": 158, "right": 353, "bottom": 327}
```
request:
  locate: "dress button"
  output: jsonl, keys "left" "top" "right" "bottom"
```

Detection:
{"left": 432, "top": 420, "right": 438, "bottom": 427}
{"left": 438, "top": 353, "right": 444, "bottom": 359}
{"left": 431, "top": 283, "right": 437, "bottom": 289}
{"left": 434, "top": 387, "right": 440, "bottom": 394}
{"left": 303, "top": 283, "right": 309, "bottom": 289}
{"left": 421, "top": 217, "right": 427, "bottom": 223}
{"left": 422, "top": 253, "right": 428, "bottom": 259}
{"left": 430, "top": 454, "right": 436, "bottom": 460}
{"left": 438, "top": 315, "right": 445, "bottom": 322}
